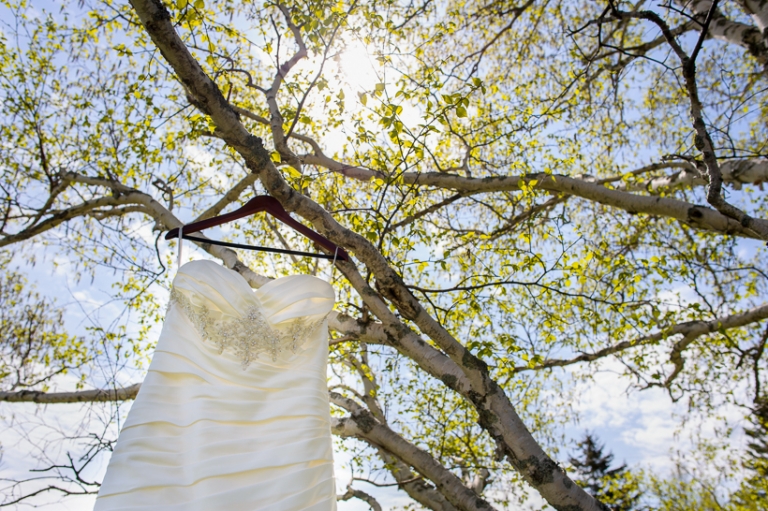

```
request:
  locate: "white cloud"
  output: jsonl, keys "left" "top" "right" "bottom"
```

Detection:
{"left": 568, "top": 357, "right": 748, "bottom": 476}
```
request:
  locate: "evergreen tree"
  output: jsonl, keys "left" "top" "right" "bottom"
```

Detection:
{"left": 732, "top": 397, "right": 768, "bottom": 509}
{"left": 744, "top": 397, "right": 768, "bottom": 475}
{"left": 569, "top": 433, "right": 639, "bottom": 511}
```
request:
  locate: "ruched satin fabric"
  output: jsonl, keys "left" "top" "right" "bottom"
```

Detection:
{"left": 95, "top": 260, "right": 337, "bottom": 511}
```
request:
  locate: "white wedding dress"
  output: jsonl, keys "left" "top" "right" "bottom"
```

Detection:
{"left": 94, "top": 260, "right": 337, "bottom": 511}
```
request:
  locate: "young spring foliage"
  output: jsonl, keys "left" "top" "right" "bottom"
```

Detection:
{"left": 0, "top": 0, "right": 767, "bottom": 508}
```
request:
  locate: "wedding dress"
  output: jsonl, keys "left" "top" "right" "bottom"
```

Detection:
{"left": 94, "top": 260, "right": 337, "bottom": 511}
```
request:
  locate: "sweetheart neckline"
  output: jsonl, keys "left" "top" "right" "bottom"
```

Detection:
{"left": 177, "top": 259, "right": 333, "bottom": 298}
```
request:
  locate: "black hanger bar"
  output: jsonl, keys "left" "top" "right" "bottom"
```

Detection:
{"left": 166, "top": 196, "right": 350, "bottom": 262}
{"left": 181, "top": 234, "right": 340, "bottom": 260}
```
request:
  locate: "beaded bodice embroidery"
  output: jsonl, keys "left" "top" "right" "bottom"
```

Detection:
{"left": 169, "top": 288, "right": 328, "bottom": 368}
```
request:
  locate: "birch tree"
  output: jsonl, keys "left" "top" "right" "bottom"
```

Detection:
{"left": 1, "top": 0, "right": 767, "bottom": 509}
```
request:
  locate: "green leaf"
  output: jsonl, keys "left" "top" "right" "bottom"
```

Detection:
{"left": 284, "top": 166, "right": 302, "bottom": 178}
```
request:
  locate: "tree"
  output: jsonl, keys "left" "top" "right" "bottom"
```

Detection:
{"left": 0, "top": 0, "right": 767, "bottom": 509}
{"left": 0, "top": 270, "right": 90, "bottom": 392}
{"left": 745, "top": 397, "right": 768, "bottom": 475}
{"left": 731, "top": 395, "right": 768, "bottom": 509}
{"left": 569, "top": 434, "right": 639, "bottom": 511}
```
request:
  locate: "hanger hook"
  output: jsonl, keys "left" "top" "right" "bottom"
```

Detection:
{"left": 177, "top": 225, "right": 184, "bottom": 269}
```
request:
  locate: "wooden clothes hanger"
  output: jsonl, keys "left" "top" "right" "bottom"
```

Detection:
{"left": 165, "top": 196, "right": 350, "bottom": 262}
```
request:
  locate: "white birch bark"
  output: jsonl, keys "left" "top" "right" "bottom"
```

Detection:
{"left": 677, "top": 0, "right": 768, "bottom": 65}
{"left": 0, "top": 384, "right": 141, "bottom": 403}
{"left": 330, "top": 395, "right": 495, "bottom": 511}
{"left": 734, "top": 0, "right": 768, "bottom": 31}
{"left": 337, "top": 488, "right": 382, "bottom": 511}
{"left": 618, "top": 159, "right": 768, "bottom": 191}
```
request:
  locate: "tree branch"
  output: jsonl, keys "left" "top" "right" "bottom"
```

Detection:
{"left": 192, "top": 172, "right": 259, "bottom": 221}
{"left": 518, "top": 303, "right": 768, "bottom": 372}
{"left": 235, "top": 95, "right": 766, "bottom": 238}
{"left": 734, "top": 0, "right": 768, "bottom": 31}
{"left": 233, "top": 104, "right": 383, "bottom": 181}
{"left": 610, "top": 1, "right": 768, "bottom": 239}
{"left": 330, "top": 394, "right": 494, "bottom": 511}
{"left": 344, "top": 353, "right": 462, "bottom": 511}
{"left": 0, "top": 384, "right": 141, "bottom": 403}
{"left": 337, "top": 486, "right": 383, "bottom": 511}
{"left": 676, "top": 0, "right": 768, "bottom": 68}
{"left": 265, "top": 3, "right": 308, "bottom": 165}
{"left": 0, "top": 194, "right": 157, "bottom": 248}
